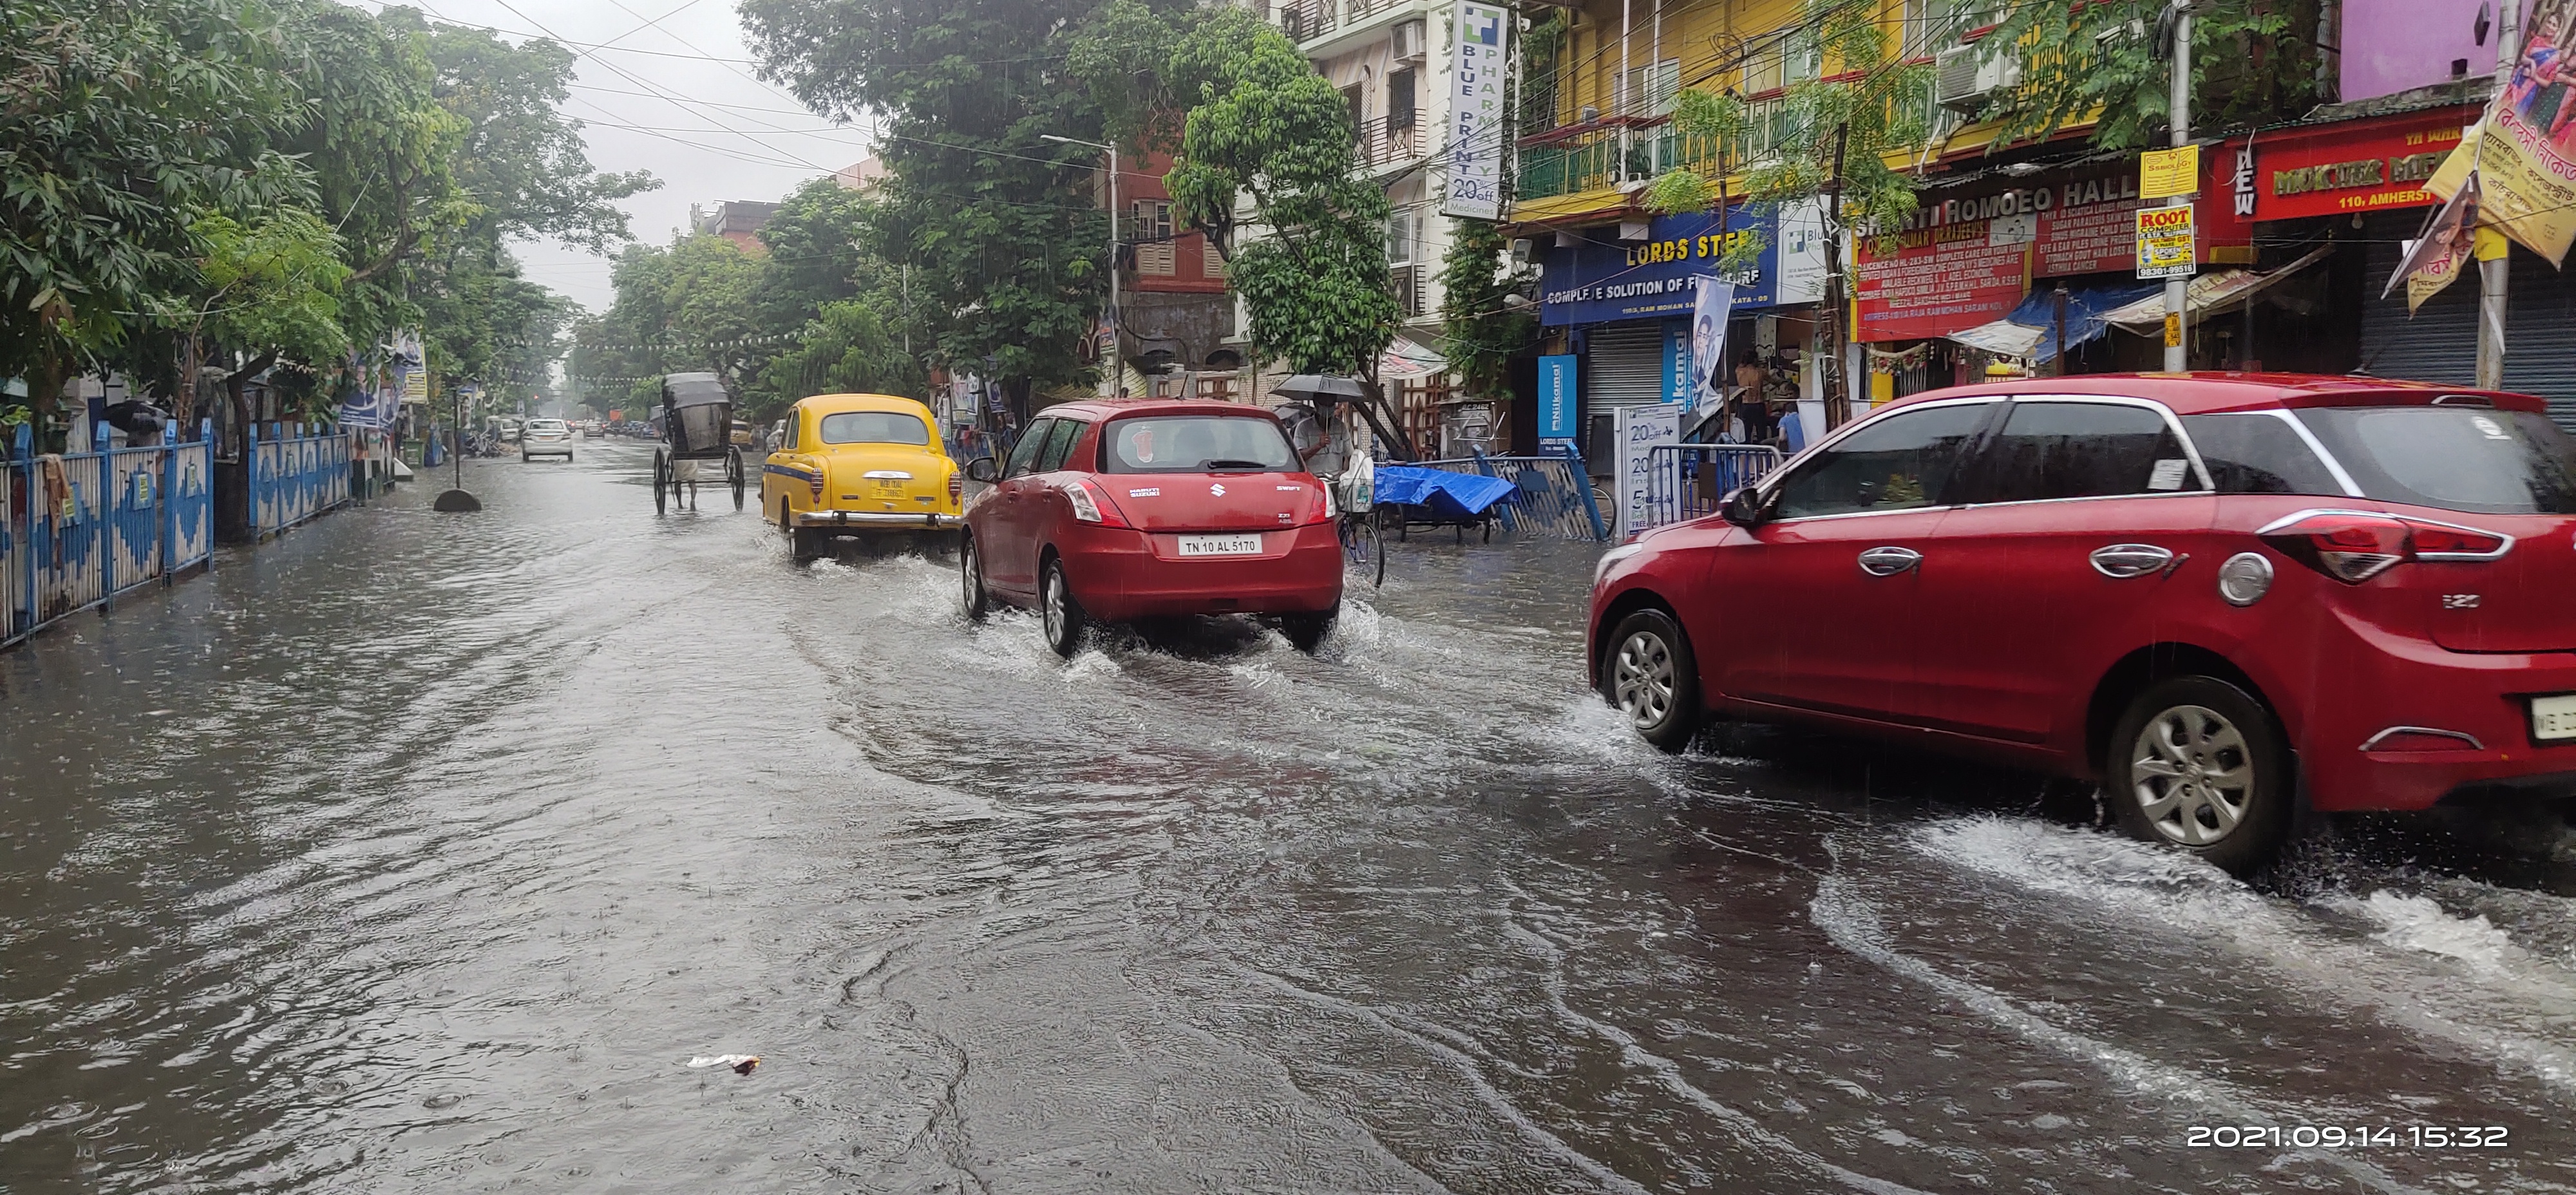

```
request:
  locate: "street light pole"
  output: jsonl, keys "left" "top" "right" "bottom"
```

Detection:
{"left": 2163, "top": 1, "right": 2192, "bottom": 373}
{"left": 1043, "top": 133, "right": 1122, "bottom": 397}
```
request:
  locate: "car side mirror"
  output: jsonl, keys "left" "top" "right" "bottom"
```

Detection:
{"left": 965, "top": 457, "right": 1000, "bottom": 484}
{"left": 1721, "top": 485, "right": 1765, "bottom": 529}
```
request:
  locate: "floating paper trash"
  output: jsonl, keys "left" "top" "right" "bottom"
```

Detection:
{"left": 685, "top": 1055, "right": 761, "bottom": 1075}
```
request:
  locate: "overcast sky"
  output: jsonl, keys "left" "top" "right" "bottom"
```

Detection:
{"left": 357, "top": 0, "right": 874, "bottom": 313}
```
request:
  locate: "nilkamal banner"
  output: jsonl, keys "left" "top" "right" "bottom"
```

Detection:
{"left": 1441, "top": 2, "right": 1508, "bottom": 220}
{"left": 1539, "top": 204, "right": 1806, "bottom": 326}
{"left": 1536, "top": 354, "right": 1577, "bottom": 440}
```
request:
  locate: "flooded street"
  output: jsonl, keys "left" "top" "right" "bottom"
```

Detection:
{"left": 6, "top": 442, "right": 2576, "bottom": 1194}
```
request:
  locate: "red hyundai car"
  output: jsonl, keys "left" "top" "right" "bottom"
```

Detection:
{"left": 960, "top": 399, "right": 1343, "bottom": 656}
{"left": 1590, "top": 373, "right": 2576, "bottom": 873}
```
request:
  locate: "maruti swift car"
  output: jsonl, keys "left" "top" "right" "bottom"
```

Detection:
{"left": 1589, "top": 373, "right": 2576, "bottom": 874}
{"left": 960, "top": 399, "right": 1342, "bottom": 657}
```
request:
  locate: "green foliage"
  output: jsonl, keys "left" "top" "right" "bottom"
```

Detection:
{"left": 1979, "top": 0, "right": 2323, "bottom": 152}
{"left": 191, "top": 209, "right": 353, "bottom": 368}
{"left": 753, "top": 175, "right": 889, "bottom": 328}
{"left": 0, "top": 0, "right": 308, "bottom": 399}
{"left": 1166, "top": 24, "right": 1396, "bottom": 377}
{"left": 760, "top": 299, "right": 924, "bottom": 400}
{"left": 1437, "top": 220, "right": 1532, "bottom": 400}
{"left": 741, "top": 0, "right": 1138, "bottom": 391}
{"left": 1650, "top": 1, "right": 1931, "bottom": 256}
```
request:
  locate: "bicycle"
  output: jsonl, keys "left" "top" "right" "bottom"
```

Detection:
{"left": 1331, "top": 455, "right": 1385, "bottom": 588}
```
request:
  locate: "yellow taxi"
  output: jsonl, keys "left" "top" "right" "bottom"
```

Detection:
{"left": 761, "top": 393, "right": 961, "bottom": 559}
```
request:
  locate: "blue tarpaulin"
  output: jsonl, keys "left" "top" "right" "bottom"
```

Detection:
{"left": 1373, "top": 465, "right": 1517, "bottom": 518}
{"left": 1947, "top": 282, "right": 2162, "bottom": 363}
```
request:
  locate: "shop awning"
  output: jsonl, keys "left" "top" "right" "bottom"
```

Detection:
{"left": 2101, "top": 247, "right": 2333, "bottom": 333}
{"left": 1944, "top": 281, "right": 2163, "bottom": 363}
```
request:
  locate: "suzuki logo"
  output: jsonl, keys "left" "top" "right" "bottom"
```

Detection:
{"left": 1209, "top": 482, "right": 1226, "bottom": 496}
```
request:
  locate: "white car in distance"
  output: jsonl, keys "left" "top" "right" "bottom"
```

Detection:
{"left": 520, "top": 419, "right": 576, "bottom": 462}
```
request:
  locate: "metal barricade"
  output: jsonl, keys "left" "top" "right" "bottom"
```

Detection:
{"left": 248, "top": 426, "right": 355, "bottom": 540}
{"left": 1412, "top": 444, "right": 1610, "bottom": 541}
{"left": 1638, "top": 444, "right": 1783, "bottom": 533}
{"left": 5, "top": 422, "right": 227, "bottom": 649}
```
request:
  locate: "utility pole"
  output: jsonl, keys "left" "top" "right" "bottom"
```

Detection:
{"left": 2163, "top": 1, "right": 2193, "bottom": 373}
{"left": 1043, "top": 133, "right": 1122, "bottom": 397}
{"left": 2478, "top": 0, "right": 2520, "bottom": 389}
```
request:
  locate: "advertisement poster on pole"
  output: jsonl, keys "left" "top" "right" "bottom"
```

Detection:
{"left": 1536, "top": 355, "right": 1577, "bottom": 444}
{"left": 2429, "top": 0, "right": 2576, "bottom": 265}
{"left": 2134, "top": 207, "right": 2197, "bottom": 279}
{"left": 1441, "top": 2, "right": 1508, "bottom": 220}
{"left": 1687, "top": 275, "right": 1735, "bottom": 422}
{"left": 1614, "top": 402, "right": 1681, "bottom": 540}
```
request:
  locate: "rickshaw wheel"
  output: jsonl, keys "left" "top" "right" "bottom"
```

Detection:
{"left": 726, "top": 447, "right": 746, "bottom": 511}
{"left": 653, "top": 451, "right": 669, "bottom": 515}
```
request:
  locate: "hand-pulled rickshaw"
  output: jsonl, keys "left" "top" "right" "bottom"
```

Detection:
{"left": 652, "top": 372, "right": 746, "bottom": 514}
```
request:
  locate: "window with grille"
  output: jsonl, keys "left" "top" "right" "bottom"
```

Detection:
{"left": 1622, "top": 59, "right": 1679, "bottom": 117}
{"left": 1133, "top": 200, "right": 1176, "bottom": 275}
{"left": 1390, "top": 68, "right": 1418, "bottom": 129}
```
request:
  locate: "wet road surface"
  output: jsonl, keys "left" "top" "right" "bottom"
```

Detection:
{"left": 5, "top": 442, "right": 2575, "bottom": 1194}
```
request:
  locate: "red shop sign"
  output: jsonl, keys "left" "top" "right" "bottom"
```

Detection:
{"left": 1856, "top": 165, "right": 2147, "bottom": 342}
{"left": 2224, "top": 106, "right": 2478, "bottom": 223}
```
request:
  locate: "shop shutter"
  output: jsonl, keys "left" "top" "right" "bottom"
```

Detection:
{"left": 1584, "top": 321, "right": 1667, "bottom": 408}
{"left": 2362, "top": 212, "right": 2576, "bottom": 429}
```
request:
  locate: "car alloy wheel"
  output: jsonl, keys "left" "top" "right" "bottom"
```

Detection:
{"left": 2106, "top": 675, "right": 2292, "bottom": 876}
{"left": 1041, "top": 559, "right": 1085, "bottom": 658}
{"left": 1613, "top": 631, "right": 1676, "bottom": 729}
{"left": 960, "top": 537, "right": 989, "bottom": 622}
{"left": 2127, "top": 704, "right": 2255, "bottom": 847}
{"left": 1602, "top": 608, "right": 1699, "bottom": 753}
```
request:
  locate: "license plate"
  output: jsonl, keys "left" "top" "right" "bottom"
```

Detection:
{"left": 2532, "top": 693, "right": 2576, "bottom": 740}
{"left": 1177, "top": 534, "right": 1264, "bottom": 557}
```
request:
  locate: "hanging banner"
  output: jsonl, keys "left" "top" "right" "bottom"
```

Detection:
{"left": 1441, "top": 1, "right": 1509, "bottom": 220}
{"left": 2386, "top": 169, "right": 2482, "bottom": 313}
{"left": 1687, "top": 276, "right": 1736, "bottom": 420}
{"left": 2433, "top": 0, "right": 2576, "bottom": 265}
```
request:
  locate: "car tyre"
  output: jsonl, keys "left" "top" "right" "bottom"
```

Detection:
{"left": 2105, "top": 675, "right": 2293, "bottom": 876}
{"left": 1281, "top": 606, "right": 1337, "bottom": 654}
{"left": 1604, "top": 608, "right": 1700, "bottom": 753}
{"left": 1040, "top": 556, "right": 1086, "bottom": 658}
{"left": 960, "top": 535, "right": 990, "bottom": 622}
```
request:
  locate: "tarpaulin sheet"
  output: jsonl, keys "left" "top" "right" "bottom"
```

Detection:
{"left": 1372, "top": 464, "right": 1517, "bottom": 517}
{"left": 1946, "top": 282, "right": 2162, "bottom": 362}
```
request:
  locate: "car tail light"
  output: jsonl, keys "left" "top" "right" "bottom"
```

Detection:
{"left": 808, "top": 471, "right": 824, "bottom": 502}
{"left": 1062, "top": 479, "right": 1129, "bottom": 527}
{"left": 947, "top": 471, "right": 963, "bottom": 503}
{"left": 2257, "top": 511, "right": 2512, "bottom": 584}
{"left": 1293, "top": 481, "right": 1335, "bottom": 526}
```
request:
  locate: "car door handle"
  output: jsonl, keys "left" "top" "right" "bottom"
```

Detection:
{"left": 1857, "top": 546, "right": 1922, "bottom": 577}
{"left": 2090, "top": 543, "right": 2176, "bottom": 578}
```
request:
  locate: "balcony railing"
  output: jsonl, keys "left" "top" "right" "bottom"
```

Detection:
{"left": 1513, "top": 112, "right": 1760, "bottom": 205}
{"left": 1356, "top": 115, "right": 1421, "bottom": 168}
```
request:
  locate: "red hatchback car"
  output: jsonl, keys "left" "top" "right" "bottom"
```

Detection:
{"left": 960, "top": 399, "right": 1343, "bottom": 655}
{"left": 1590, "top": 373, "right": 2576, "bottom": 873}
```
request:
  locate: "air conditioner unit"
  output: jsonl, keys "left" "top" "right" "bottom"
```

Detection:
{"left": 1934, "top": 42, "right": 2020, "bottom": 113}
{"left": 1393, "top": 19, "right": 1427, "bottom": 62}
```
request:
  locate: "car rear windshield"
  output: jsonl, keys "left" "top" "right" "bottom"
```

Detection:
{"left": 2294, "top": 406, "right": 2576, "bottom": 514}
{"left": 1099, "top": 415, "right": 1297, "bottom": 473}
{"left": 817, "top": 411, "right": 929, "bottom": 446}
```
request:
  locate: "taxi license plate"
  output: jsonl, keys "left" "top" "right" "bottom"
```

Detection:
{"left": 1177, "top": 534, "right": 1264, "bottom": 557}
{"left": 2532, "top": 694, "right": 2576, "bottom": 740}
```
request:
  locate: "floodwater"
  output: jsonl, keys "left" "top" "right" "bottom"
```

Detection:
{"left": 4, "top": 442, "right": 2574, "bottom": 1194}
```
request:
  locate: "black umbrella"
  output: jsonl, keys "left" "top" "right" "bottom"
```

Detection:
{"left": 1269, "top": 374, "right": 1366, "bottom": 403}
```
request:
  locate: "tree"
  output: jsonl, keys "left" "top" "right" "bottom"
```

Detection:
{"left": 190, "top": 209, "right": 354, "bottom": 422}
{"left": 753, "top": 175, "right": 891, "bottom": 332}
{"left": 1437, "top": 220, "right": 1533, "bottom": 402}
{"left": 1978, "top": 0, "right": 2326, "bottom": 153}
{"left": 741, "top": 0, "right": 1130, "bottom": 417}
{"left": 1643, "top": 0, "right": 1931, "bottom": 421}
{"left": 1164, "top": 22, "right": 1397, "bottom": 378}
{"left": 761, "top": 299, "right": 923, "bottom": 400}
{"left": 0, "top": 0, "right": 307, "bottom": 413}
